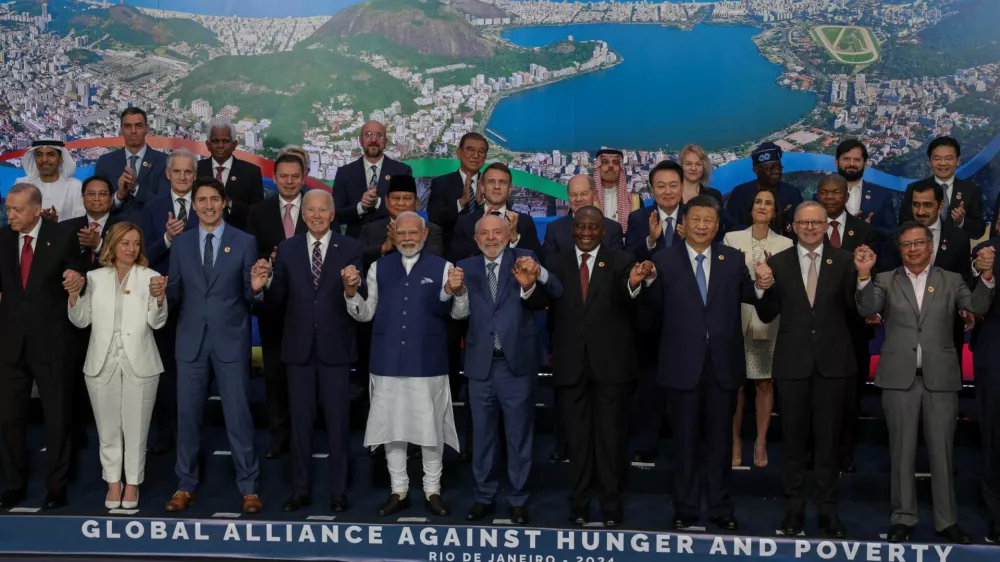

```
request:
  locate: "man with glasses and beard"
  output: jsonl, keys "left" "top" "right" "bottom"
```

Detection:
{"left": 196, "top": 120, "right": 264, "bottom": 230}
{"left": 899, "top": 136, "right": 984, "bottom": 240}
{"left": 833, "top": 139, "right": 896, "bottom": 246}
{"left": 724, "top": 142, "right": 803, "bottom": 233}
{"left": 334, "top": 121, "right": 413, "bottom": 239}
{"left": 343, "top": 212, "right": 463, "bottom": 518}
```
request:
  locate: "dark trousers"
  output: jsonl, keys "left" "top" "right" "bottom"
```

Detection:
{"left": 777, "top": 373, "right": 850, "bottom": 517}
{"left": 558, "top": 362, "right": 633, "bottom": 514}
{"left": 975, "top": 366, "right": 1000, "bottom": 521}
{"left": 448, "top": 318, "right": 472, "bottom": 450}
{"left": 664, "top": 353, "right": 737, "bottom": 520}
{"left": 634, "top": 361, "right": 667, "bottom": 453}
{"left": 0, "top": 347, "right": 72, "bottom": 492}
{"left": 468, "top": 357, "right": 536, "bottom": 507}
{"left": 259, "top": 319, "right": 290, "bottom": 449}
{"left": 287, "top": 356, "right": 350, "bottom": 498}
{"left": 151, "top": 315, "right": 178, "bottom": 439}
{"left": 839, "top": 335, "right": 871, "bottom": 460}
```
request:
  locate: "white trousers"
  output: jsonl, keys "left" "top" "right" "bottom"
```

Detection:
{"left": 86, "top": 370, "right": 158, "bottom": 485}
{"left": 384, "top": 441, "right": 443, "bottom": 496}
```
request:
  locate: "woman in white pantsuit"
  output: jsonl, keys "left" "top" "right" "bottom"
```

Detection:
{"left": 67, "top": 222, "right": 167, "bottom": 509}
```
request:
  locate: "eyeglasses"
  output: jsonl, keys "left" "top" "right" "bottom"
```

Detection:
{"left": 794, "top": 220, "right": 827, "bottom": 229}
{"left": 84, "top": 191, "right": 111, "bottom": 198}
{"left": 463, "top": 147, "right": 487, "bottom": 157}
{"left": 900, "top": 239, "right": 928, "bottom": 249}
{"left": 362, "top": 131, "right": 386, "bottom": 139}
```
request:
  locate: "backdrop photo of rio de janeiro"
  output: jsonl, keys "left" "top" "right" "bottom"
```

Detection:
{"left": 1, "top": 0, "right": 1000, "bottom": 224}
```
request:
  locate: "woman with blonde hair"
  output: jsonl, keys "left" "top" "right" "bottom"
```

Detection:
{"left": 679, "top": 144, "right": 724, "bottom": 208}
{"left": 67, "top": 221, "right": 167, "bottom": 509}
{"left": 722, "top": 186, "right": 791, "bottom": 468}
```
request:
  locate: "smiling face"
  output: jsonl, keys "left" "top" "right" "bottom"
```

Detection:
{"left": 302, "top": 191, "right": 334, "bottom": 238}
{"left": 114, "top": 227, "right": 142, "bottom": 267}
{"left": 899, "top": 225, "right": 932, "bottom": 270}
{"left": 651, "top": 168, "right": 682, "bottom": 213}
{"left": 751, "top": 190, "right": 776, "bottom": 226}
{"left": 395, "top": 214, "right": 428, "bottom": 258}
{"left": 386, "top": 191, "right": 417, "bottom": 219}
{"left": 166, "top": 154, "right": 196, "bottom": 196}
{"left": 193, "top": 184, "right": 225, "bottom": 229}
{"left": 457, "top": 137, "right": 488, "bottom": 174}
{"left": 911, "top": 188, "right": 943, "bottom": 227}
{"left": 481, "top": 168, "right": 511, "bottom": 208}
{"left": 793, "top": 204, "right": 828, "bottom": 249}
{"left": 274, "top": 161, "right": 304, "bottom": 202}
{"left": 34, "top": 146, "right": 62, "bottom": 180}
{"left": 681, "top": 152, "right": 705, "bottom": 184}
{"left": 567, "top": 176, "right": 596, "bottom": 213}
{"left": 929, "top": 145, "right": 959, "bottom": 180}
{"left": 475, "top": 214, "right": 510, "bottom": 260}
{"left": 572, "top": 207, "right": 606, "bottom": 253}
{"left": 836, "top": 147, "right": 866, "bottom": 183}
{"left": 817, "top": 181, "right": 848, "bottom": 219}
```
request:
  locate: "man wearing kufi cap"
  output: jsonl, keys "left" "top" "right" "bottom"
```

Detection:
{"left": 593, "top": 149, "right": 640, "bottom": 232}
{"left": 15, "top": 139, "right": 85, "bottom": 222}
{"left": 722, "top": 142, "right": 803, "bottom": 233}
{"left": 359, "top": 175, "right": 445, "bottom": 271}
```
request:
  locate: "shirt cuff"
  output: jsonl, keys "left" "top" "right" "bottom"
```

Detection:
{"left": 94, "top": 240, "right": 103, "bottom": 254}
{"left": 520, "top": 283, "right": 536, "bottom": 299}
{"left": 646, "top": 238, "right": 656, "bottom": 250}
{"left": 357, "top": 201, "right": 366, "bottom": 215}
{"left": 509, "top": 237, "right": 520, "bottom": 248}
{"left": 857, "top": 278, "right": 871, "bottom": 290}
{"left": 538, "top": 267, "right": 549, "bottom": 285}
{"left": 956, "top": 218, "right": 965, "bottom": 228}
{"left": 628, "top": 280, "right": 641, "bottom": 298}
{"left": 439, "top": 287, "right": 453, "bottom": 302}
{"left": 164, "top": 233, "right": 172, "bottom": 249}
{"left": 456, "top": 199, "right": 464, "bottom": 213}
{"left": 754, "top": 287, "right": 764, "bottom": 299}
{"left": 374, "top": 197, "right": 382, "bottom": 211}
{"left": 983, "top": 275, "right": 996, "bottom": 289}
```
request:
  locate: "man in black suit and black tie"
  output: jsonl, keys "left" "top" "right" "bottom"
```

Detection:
{"left": 0, "top": 183, "right": 85, "bottom": 509}
{"left": 359, "top": 175, "right": 444, "bottom": 271}
{"left": 427, "top": 132, "right": 489, "bottom": 252}
{"left": 197, "top": 121, "right": 264, "bottom": 230}
{"left": 333, "top": 120, "right": 413, "bottom": 239}
{"left": 816, "top": 174, "right": 877, "bottom": 473}
{"left": 542, "top": 174, "right": 623, "bottom": 265}
{"left": 755, "top": 201, "right": 858, "bottom": 539}
{"left": 546, "top": 206, "right": 652, "bottom": 527}
{"left": 245, "top": 154, "right": 311, "bottom": 459}
{"left": 899, "top": 136, "right": 984, "bottom": 240}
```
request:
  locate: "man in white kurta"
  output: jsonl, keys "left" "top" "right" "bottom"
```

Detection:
{"left": 16, "top": 140, "right": 85, "bottom": 222}
{"left": 343, "top": 211, "right": 461, "bottom": 518}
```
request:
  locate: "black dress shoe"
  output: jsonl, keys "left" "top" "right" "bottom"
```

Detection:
{"left": 330, "top": 495, "right": 348, "bottom": 513}
{"left": 43, "top": 489, "right": 67, "bottom": 509}
{"left": 425, "top": 494, "right": 449, "bottom": 516}
{"left": 0, "top": 488, "right": 27, "bottom": 509}
{"left": 936, "top": 524, "right": 971, "bottom": 545}
{"left": 780, "top": 513, "right": 805, "bottom": 536}
{"left": 986, "top": 520, "right": 999, "bottom": 544}
{"left": 466, "top": 502, "right": 495, "bottom": 521}
{"left": 283, "top": 495, "right": 311, "bottom": 512}
{"left": 265, "top": 444, "right": 289, "bottom": 460}
{"left": 631, "top": 449, "right": 658, "bottom": 463}
{"left": 818, "top": 515, "right": 847, "bottom": 539}
{"left": 673, "top": 516, "right": 699, "bottom": 530}
{"left": 603, "top": 510, "right": 623, "bottom": 528}
{"left": 570, "top": 507, "right": 589, "bottom": 526}
{"left": 711, "top": 515, "right": 739, "bottom": 531}
{"left": 378, "top": 493, "right": 411, "bottom": 516}
{"left": 150, "top": 434, "right": 174, "bottom": 456}
{"left": 839, "top": 456, "right": 857, "bottom": 473}
{"left": 511, "top": 506, "right": 529, "bottom": 525}
{"left": 887, "top": 524, "right": 913, "bottom": 543}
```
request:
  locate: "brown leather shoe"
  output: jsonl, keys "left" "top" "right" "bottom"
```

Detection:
{"left": 165, "top": 491, "right": 196, "bottom": 512}
{"left": 242, "top": 494, "right": 263, "bottom": 514}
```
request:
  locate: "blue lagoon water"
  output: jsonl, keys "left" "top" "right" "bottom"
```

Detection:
{"left": 485, "top": 24, "right": 817, "bottom": 152}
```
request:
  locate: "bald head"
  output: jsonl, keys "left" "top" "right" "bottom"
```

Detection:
{"left": 360, "top": 120, "right": 387, "bottom": 161}
{"left": 567, "top": 174, "right": 597, "bottom": 213}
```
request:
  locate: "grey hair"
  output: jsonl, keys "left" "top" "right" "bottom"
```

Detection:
{"left": 794, "top": 200, "right": 828, "bottom": 219}
{"left": 567, "top": 174, "right": 596, "bottom": 192}
{"left": 395, "top": 210, "right": 426, "bottom": 229}
{"left": 278, "top": 144, "right": 306, "bottom": 158}
{"left": 302, "top": 189, "right": 334, "bottom": 210}
{"left": 166, "top": 148, "right": 197, "bottom": 170}
{"left": 208, "top": 119, "right": 236, "bottom": 140}
{"left": 8, "top": 182, "right": 42, "bottom": 205}
{"left": 474, "top": 212, "right": 508, "bottom": 235}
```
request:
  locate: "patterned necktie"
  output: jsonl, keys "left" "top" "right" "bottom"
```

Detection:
{"left": 580, "top": 253, "right": 591, "bottom": 301}
{"left": 829, "top": 220, "right": 841, "bottom": 248}
{"left": 369, "top": 165, "right": 378, "bottom": 190}
{"left": 486, "top": 261, "right": 501, "bottom": 350}
{"left": 465, "top": 177, "right": 477, "bottom": 213}
{"left": 20, "top": 235, "right": 33, "bottom": 289}
{"left": 90, "top": 221, "right": 100, "bottom": 262}
{"left": 663, "top": 216, "right": 674, "bottom": 247}
{"left": 176, "top": 199, "right": 187, "bottom": 223}
{"left": 311, "top": 240, "right": 323, "bottom": 289}
{"left": 806, "top": 251, "right": 818, "bottom": 306}
{"left": 695, "top": 254, "right": 708, "bottom": 305}
{"left": 283, "top": 203, "right": 295, "bottom": 239}
{"left": 216, "top": 166, "right": 225, "bottom": 182}
{"left": 203, "top": 233, "right": 215, "bottom": 283}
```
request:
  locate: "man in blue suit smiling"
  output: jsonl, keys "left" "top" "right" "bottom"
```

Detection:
{"left": 163, "top": 177, "right": 272, "bottom": 515}
{"left": 96, "top": 107, "right": 170, "bottom": 224}
{"left": 451, "top": 213, "right": 563, "bottom": 525}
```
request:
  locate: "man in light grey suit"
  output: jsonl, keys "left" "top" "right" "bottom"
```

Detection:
{"left": 855, "top": 221, "right": 995, "bottom": 545}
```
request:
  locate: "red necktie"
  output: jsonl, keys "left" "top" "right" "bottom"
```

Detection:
{"left": 20, "top": 235, "right": 33, "bottom": 290}
{"left": 216, "top": 166, "right": 225, "bottom": 181}
{"left": 580, "top": 253, "right": 591, "bottom": 301}
{"left": 829, "top": 220, "right": 842, "bottom": 248}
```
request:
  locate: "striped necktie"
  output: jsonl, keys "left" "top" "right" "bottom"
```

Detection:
{"left": 311, "top": 240, "right": 323, "bottom": 289}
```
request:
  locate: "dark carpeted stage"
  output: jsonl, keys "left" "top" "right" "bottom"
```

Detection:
{"left": 0, "top": 372, "right": 996, "bottom": 561}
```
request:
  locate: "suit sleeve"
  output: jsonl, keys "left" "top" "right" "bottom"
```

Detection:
{"left": 250, "top": 166, "right": 264, "bottom": 205}
{"left": 960, "top": 184, "right": 985, "bottom": 240}
{"left": 267, "top": 245, "right": 289, "bottom": 308}
{"left": 857, "top": 273, "right": 886, "bottom": 318}
{"left": 968, "top": 274, "right": 994, "bottom": 316}
{"left": 243, "top": 238, "right": 262, "bottom": 304}
{"left": 166, "top": 242, "right": 183, "bottom": 311}
{"left": 874, "top": 191, "right": 897, "bottom": 240}
{"left": 67, "top": 271, "right": 93, "bottom": 329}
{"left": 624, "top": 211, "right": 650, "bottom": 261}
{"left": 62, "top": 227, "right": 85, "bottom": 274}
{"left": 146, "top": 270, "right": 168, "bottom": 330}
{"left": 607, "top": 222, "right": 624, "bottom": 251}
{"left": 360, "top": 224, "right": 386, "bottom": 269}
{"left": 427, "top": 177, "right": 459, "bottom": 230}
{"left": 517, "top": 219, "right": 543, "bottom": 258}
{"left": 333, "top": 167, "right": 361, "bottom": 226}
{"left": 739, "top": 262, "right": 761, "bottom": 305}
{"left": 142, "top": 204, "right": 169, "bottom": 268}
{"left": 449, "top": 218, "right": 478, "bottom": 262}
{"left": 724, "top": 188, "right": 749, "bottom": 232}
{"left": 426, "top": 224, "right": 445, "bottom": 258}
{"left": 541, "top": 224, "right": 559, "bottom": 265}
{"left": 898, "top": 185, "right": 915, "bottom": 225}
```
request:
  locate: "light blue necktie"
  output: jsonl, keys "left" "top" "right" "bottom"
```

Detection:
{"left": 695, "top": 254, "right": 707, "bottom": 305}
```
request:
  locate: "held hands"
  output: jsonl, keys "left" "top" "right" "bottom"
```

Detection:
{"left": 77, "top": 223, "right": 101, "bottom": 249}
{"left": 505, "top": 210, "right": 520, "bottom": 244}
{"left": 445, "top": 266, "right": 466, "bottom": 296}
{"left": 361, "top": 187, "right": 378, "bottom": 210}
{"left": 975, "top": 246, "right": 996, "bottom": 279}
{"left": 148, "top": 275, "right": 167, "bottom": 304}
{"left": 62, "top": 269, "right": 84, "bottom": 296}
{"left": 950, "top": 201, "right": 966, "bottom": 225}
{"left": 341, "top": 265, "right": 361, "bottom": 298}
{"left": 854, "top": 245, "right": 877, "bottom": 278}
{"left": 250, "top": 259, "right": 271, "bottom": 292}
{"left": 41, "top": 206, "right": 58, "bottom": 222}
{"left": 960, "top": 310, "right": 976, "bottom": 333}
{"left": 512, "top": 256, "right": 540, "bottom": 289}
{"left": 165, "top": 212, "right": 185, "bottom": 242}
{"left": 754, "top": 259, "right": 774, "bottom": 290}
{"left": 629, "top": 260, "right": 655, "bottom": 288}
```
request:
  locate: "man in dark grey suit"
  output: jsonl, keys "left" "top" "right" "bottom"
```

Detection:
{"left": 856, "top": 222, "right": 994, "bottom": 544}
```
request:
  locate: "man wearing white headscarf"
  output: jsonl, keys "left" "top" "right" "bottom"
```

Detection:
{"left": 593, "top": 149, "right": 639, "bottom": 233}
{"left": 16, "top": 140, "right": 85, "bottom": 222}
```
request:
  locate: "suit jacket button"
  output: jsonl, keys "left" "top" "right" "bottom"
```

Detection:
{"left": 402, "top": 326, "right": 406, "bottom": 330}
{"left": 811, "top": 330, "right": 816, "bottom": 334}
{"left": 403, "top": 311, "right": 407, "bottom": 315}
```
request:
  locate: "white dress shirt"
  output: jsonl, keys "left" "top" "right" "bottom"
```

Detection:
{"left": 846, "top": 182, "right": 863, "bottom": 216}
{"left": 279, "top": 193, "right": 302, "bottom": 229}
{"left": 456, "top": 169, "right": 477, "bottom": 212}
{"left": 18, "top": 219, "right": 42, "bottom": 262}
{"left": 359, "top": 156, "right": 384, "bottom": 215}
{"left": 163, "top": 191, "right": 194, "bottom": 248}
{"left": 578, "top": 244, "right": 642, "bottom": 298}
{"left": 211, "top": 157, "right": 234, "bottom": 185}
{"left": 646, "top": 206, "right": 680, "bottom": 249}
{"left": 345, "top": 253, "right": 456, "bottom": 322}
{"left": 112, "top": 145, "right": 148, "bottom": 208}
{"left": 797, "top": 244, "right": 824, "bottom": 287}
{"left": 686, "top": 243, "right": 712, "bottom": 285}
{"left": 603, "top": 186, "right": 618, "bottom": 222}
{"left": 306, "top": 229, "right": 332, "bottom": 261}
{"left": 827, "top": 211, "right": 848, "bottom": 242}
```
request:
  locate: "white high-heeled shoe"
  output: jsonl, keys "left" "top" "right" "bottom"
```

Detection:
{"left": 105, "top": 484, "right": 122, "bottom": 509}
{"left": 122, "top": 488, "right": 139, "bottom": 509}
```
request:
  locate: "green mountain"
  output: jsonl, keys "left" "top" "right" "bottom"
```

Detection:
{"left": 49, "top": 4, "right": 218, "bottom": 49}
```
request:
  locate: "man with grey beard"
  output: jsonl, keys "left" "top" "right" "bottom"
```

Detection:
{"left": 450, "top": 214, "right": 563, "bottom": 525}
{"left": 343, "top": 211, "right": 463, "bottom": 518}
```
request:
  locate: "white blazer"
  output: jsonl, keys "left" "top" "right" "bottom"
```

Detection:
{"left": 68, "top": 265, "right": 168, "bottom": 379}
{"left": 723, "top": 227, "right": 793, "bottom": 341}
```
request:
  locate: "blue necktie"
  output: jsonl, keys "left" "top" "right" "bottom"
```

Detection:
{"left": 487, "top": 262, "right": 501, "bottom": 351}
{"left": 203, "top": 233, "right": 214, "bottom": 283}
{"left": 695, "top": 254, "right": 707, "bottom": 305}
{"left": 663, "top": 216, "right": 674, "bottom": 247}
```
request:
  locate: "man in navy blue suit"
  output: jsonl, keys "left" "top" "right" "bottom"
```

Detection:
{"left": 427, "top": 132, "right": 489, "bottom": 252}
{"left": 333, "top": 120, "right": 413, "bottom": 239}
{"left": 163, "top": 178, "right": 271, "bottom": 515}
{"left": 266, "top": 190, "right": 362, "bottom": 514}
{"left": 724, "top": 142, "right": 803, "bottom": 233}
{"left": 970, "top": 240, "right": 1000, "bottom": 544}
{"left": 645, "top": 195, "right": 772, "bottom": 532}
{"left": 542, "top": 174, "right": 623, "bottom": 264}
{"left": 900, "top": 136, "right": 985, "bottom": 240}
{"left": 140, "top": 149, "right": 201, "bottom": 455}
{"left": 96, "top": 107, "right": 170, "bottom": 224}
{"left": 834, "top": 139, "right": 896, "bottom": 246}
{"left": 452, "top": 213, "right": 563, "bottom": 525}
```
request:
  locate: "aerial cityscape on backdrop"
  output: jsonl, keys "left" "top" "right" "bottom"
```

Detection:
{"left": 0, "top": 0, "right": 998, "bottom": 214}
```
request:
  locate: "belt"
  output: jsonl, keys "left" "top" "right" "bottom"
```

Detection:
{"left": 492, "top": 348, "right": 505, "bottom": 358}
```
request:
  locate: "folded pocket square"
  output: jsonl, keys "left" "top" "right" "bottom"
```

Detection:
{"left": 421, "top": 277, "right": 434, "bottom": 284}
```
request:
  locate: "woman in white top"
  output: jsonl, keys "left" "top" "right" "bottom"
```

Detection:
{"left": 722, "top": 187, "right": 792, "bottom": 468}
{"left": 68, "top": 222, "right": 167, "bottom": 509}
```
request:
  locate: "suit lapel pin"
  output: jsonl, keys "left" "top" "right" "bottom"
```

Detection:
{"left": 956, "top": 192, "right": 962, "bottom": 201}
{"left": 940, "top": 244, "right": 948, "bottom": 251}
{"left": 231, "top": 176, "right": 237, "bottom": 182}
{"left": 46, "top": 241, "right": 50, "bottom": 246}
{"left": 142, "top": 161, "right": 150, "bottom": 168}
{"left": 598, "top": 261, "right": 605, "bottom": 267}
{"left": 865, "top": 194, "right": 871, "bottom": 199}
{"left": 718, "top": 254, "right": 724, "bottom": 260}
{"left": 928, "top": 286, "right": 935, "bottom": 293}
{"left": 385, "top": 174, "right": 391, "bottom": 181}
{"left": 848, "top": 230, "right": 855, "bottom": 236}
{"left": 826, "top": 258, "right": 833, "bottom": 264}
{"left": 123, "top": 290, "right": 131, "bottom": 295}
{"left": 224, "top": 247, "right": 231, "bottom": 253}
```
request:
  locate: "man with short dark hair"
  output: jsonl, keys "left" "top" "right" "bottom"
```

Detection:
{"left": 62, "top": 176, "right": 118, "bottom": 272}
{"left": 899, "top": 136, "right": 984, "bottom": 240}
{"left": 197, "top": 120, "right": 264, "bottom": 230}
{"left": 96, "top": 107, "right": 171, "bottom": 224}
{"left": 428, "top": 132, "right": 490, "bottom": 252}
{"left": 724, "top": 142, "right": 803, "bottom": 232}
{"left": 833, "top": 139, "right": 895, "bottom": 243}
{"left": 333, "top": 120, "right": 413, "bottom": 239}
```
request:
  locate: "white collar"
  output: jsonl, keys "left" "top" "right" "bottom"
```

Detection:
{"left": 575, "top": 244, "right": 601, "bottom": 259}
{"left": 19, "top": 219, "right": 42, "bottom": 240}
{"left": 935, "top": 175, "right": 955, "bottom": 186}
{"left": 484, "top": 252, "right": 503, "bottom": 269}
{"left": 87, "top": 213, "right": 109, "bottom": 227}
{"left": 171, "top": 190, "right": 192, "bottom": 203}
{"left": 830, "top": 211, "right": 848, "bottom": 225}
{"left": 364, "top": 156, "right": 385, "bottom": 169}
{"left": 125, "top": 145, "right": 147, "bottom": 159}
{"left": 658, "top": 206, "right": 680, "bottom": 221}
{"left": 685, "top": 243, "right": 711, "bottom": 262}
{"left": 212, "top": 156, "right": 235, "bottom": 169}
{"left": 278, "top": 193, "right": 302, "bottom": 207}
{"left": 401, "top": 252, "right": 420, "bottom": 268}
{"left": 797, "top": 244, "right": 824, "bottom": 260}
{"left": 306, "top": 230, "right": 331, "bottom": 248}
{"left": 485, "top": 205, "right": 507, "bottom": 217}
{"left": 459, "top": 168, "right": 477, "bottom": 184}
